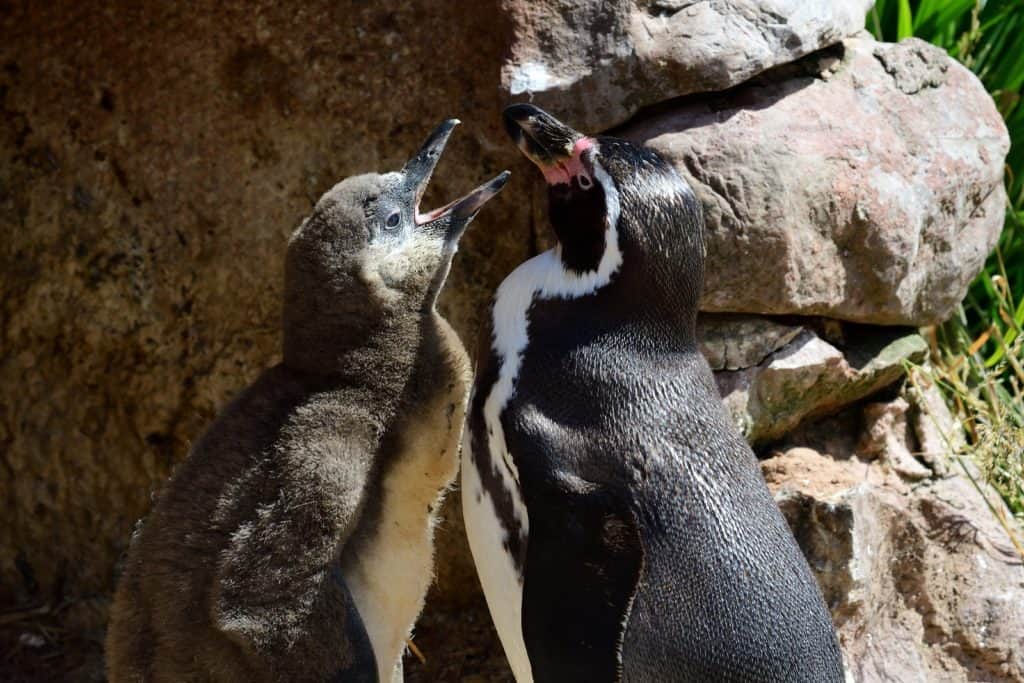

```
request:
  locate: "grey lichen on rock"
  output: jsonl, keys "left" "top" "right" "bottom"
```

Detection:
{"left": 872, "top": 37, "right": 950, "bottom": 95}
{"left": 714, "top": 324, "right": 928, "bottom": 445}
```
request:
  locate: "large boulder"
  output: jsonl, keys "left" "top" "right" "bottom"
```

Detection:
{"left": 501, "top": 0, "right": 873, "bottom": 130}
{"left": 621, "top": 37, "right": 1009, "bottom": 325}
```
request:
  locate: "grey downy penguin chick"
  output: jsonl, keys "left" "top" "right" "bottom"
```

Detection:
{"left": 106, "top": 120, "right": 508, "bottom": 683}
{"left": 462, "top": 104, "right": 844, "bottom": 682}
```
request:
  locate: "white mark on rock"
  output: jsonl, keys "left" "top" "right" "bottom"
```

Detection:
{"left": 507, "top": 61, "right": 554, "bottom": 96}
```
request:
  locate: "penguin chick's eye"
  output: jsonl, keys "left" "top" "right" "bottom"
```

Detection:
{"left": 385, "top": 211, "right": 402, "bottom": 229}
{"left": 578, "top": 175, "right": 593, "bottom": 190}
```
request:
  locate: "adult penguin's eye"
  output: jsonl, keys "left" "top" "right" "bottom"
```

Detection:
{"left": 385, "top": 211, "right": 401, "bottom": 229}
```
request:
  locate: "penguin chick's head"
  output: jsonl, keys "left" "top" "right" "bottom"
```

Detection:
{"left": 503, "top": 103, "right": 705, "bottom": 325}
{"left": 284, "top": 120, "right": 508, "bottom": 366}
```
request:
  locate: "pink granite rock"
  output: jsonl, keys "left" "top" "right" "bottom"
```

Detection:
{"left": 622, "top": 38, "right": 1009, "bottom": 325}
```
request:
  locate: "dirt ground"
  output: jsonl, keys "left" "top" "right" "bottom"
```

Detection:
{"left": 0, "top": 591, "right": 513, "bottom": 683}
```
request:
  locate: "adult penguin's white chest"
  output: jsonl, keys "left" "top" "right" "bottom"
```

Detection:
{"left": 462, "top": 201, "right": 623, "bottom": 682}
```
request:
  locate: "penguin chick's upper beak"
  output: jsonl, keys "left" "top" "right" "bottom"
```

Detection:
{"left": 503, "top": 103, "right": 594, "bottom": 186}
{"left": 403, "top": 119, "right": 510, "bottom": 236}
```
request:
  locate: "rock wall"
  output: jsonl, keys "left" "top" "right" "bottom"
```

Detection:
{"left": 1, "top": 1, "right": 1019, "bottom": 681}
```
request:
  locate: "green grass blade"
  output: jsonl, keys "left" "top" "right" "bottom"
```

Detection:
{"left": 933, "top": 0, "right": 980, "bottom": 28}
{"left": 915, "top": 0, "right": 976, "bottom": 40}
{"left": 986, "top": 22, "right": 1024, "bottom": 90}
{"left": 897, "top": 0, "right": 915, "bottom": 40}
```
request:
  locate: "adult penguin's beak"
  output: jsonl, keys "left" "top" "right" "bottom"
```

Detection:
{"left": 503, "top": 103, "right": 593, "bottom": 186}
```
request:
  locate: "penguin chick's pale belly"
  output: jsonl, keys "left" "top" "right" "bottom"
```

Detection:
{"left": 344, "top": 318, "right": 470, "bottom": 683}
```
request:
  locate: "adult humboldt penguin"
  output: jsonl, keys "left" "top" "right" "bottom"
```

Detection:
{"left": 462, "top": 103, "right": 844, "bottom": 682}
{"left": 106, "top": 120, "right": 508, "bottom": 683}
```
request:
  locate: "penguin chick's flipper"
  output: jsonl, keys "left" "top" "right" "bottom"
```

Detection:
{"left": 211, "top": 428, "right": 379, "bottom": 681}
{"left": 521, "top": 484, "right": 644, "bottom": 683}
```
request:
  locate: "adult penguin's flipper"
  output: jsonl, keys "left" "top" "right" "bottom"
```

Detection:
{"left": 521, "top": 485, "right": 644, "bottom": 683}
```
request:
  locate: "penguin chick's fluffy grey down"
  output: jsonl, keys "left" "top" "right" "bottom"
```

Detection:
{"left": 462, "top": 104, "right": 844, "bottom": 682}
{"left": 106, "top": 120, "right": 508, "bottom": 683}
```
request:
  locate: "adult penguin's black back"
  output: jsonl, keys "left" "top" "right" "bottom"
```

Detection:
{"left": 461, "top": 104, "right": 844, "bottom": 683}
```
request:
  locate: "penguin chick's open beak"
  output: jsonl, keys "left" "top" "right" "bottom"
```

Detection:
{"left": 503, "top": 103, "right": 594, "bottom": 186}
{"left": 403, "top": 119, "right": 511, "bottom": 235}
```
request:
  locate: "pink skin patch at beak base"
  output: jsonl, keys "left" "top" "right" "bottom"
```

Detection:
{"left": 415, "top": 199, "right": 459, "bottom": 225}
{"left": 538, "top": 137, "right": 595, "bottom": 187}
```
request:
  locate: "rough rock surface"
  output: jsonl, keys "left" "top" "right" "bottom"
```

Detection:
{"left": 697, "top": 313, "right": 803, "bottom": 371}
{"left": 905, "top": 368, "right": 965, "bottom": 477}
{"left": 715, "top": 323, "right": 928, "bottom": 444}
{"left": 859, "top": 398, "right": 933, "bottom": 480}
{"left": 501, "top": 0, "right": 873, "bottom": 130}
{"left": 765, "top": 414, "right": 1024, "bottom": 682}
{"left": 622, "top": 37, "right": 1009, "bottom": 325}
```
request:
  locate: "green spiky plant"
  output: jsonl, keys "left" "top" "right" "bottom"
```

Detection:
{"left": 869, "top": 0, "right": 1024, "bottom": 534}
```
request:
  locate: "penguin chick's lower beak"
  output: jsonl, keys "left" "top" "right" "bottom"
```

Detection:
{"left": 451, "top": 171, "right": 512, "bottom": 220}
{"left": 404, "top": 120, "right": 510, "bottom": 234}
{"left": 503, "top": 103, "right": 594, "bottom": 186}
